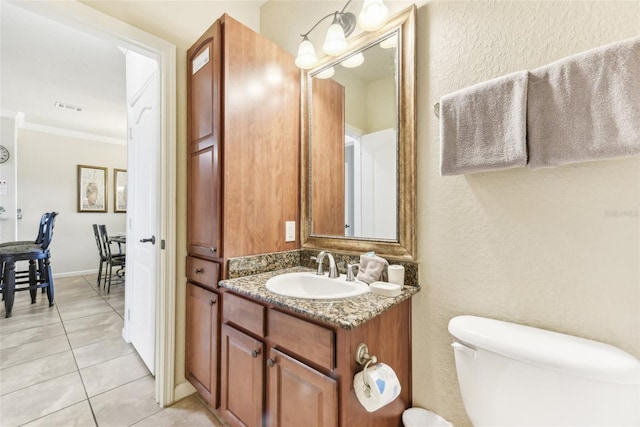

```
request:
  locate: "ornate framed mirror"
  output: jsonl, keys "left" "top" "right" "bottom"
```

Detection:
{"left": 300, "top": 5, "right": 416, "bottom": 260}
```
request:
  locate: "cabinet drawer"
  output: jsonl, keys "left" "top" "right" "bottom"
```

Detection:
{"left": 186, "top": 257, "right": 220, "bottom": 288}
{"left": 223, "top": 292, "right": 266, "bottom": 337}
{"left": 268, "top": 309, "right": 335, "bottom": 371}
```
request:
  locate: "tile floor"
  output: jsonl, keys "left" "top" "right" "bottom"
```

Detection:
{"left": 0, "top": 274, "right": 226, "bottom": 426}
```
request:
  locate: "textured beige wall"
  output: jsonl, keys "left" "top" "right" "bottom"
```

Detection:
{"left": 17, "top": 129, "right": 127, "bottom": 274}
{"left": 418, "top": 2, "right": 639, "bottom": 425}
{"left": 262, "top": 1, "right": 640, "bottom": 426}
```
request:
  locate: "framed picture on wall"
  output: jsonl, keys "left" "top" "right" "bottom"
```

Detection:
{"left": 114, "top": 168, "right": 127, "bottom": 213}
{"left": 78, "top": 165, "right": 108, "bottom": 213}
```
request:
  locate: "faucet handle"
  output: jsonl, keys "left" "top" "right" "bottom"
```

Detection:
{"left": 346, "top": 264, "right": 359, "bottom": 282}
{"left": 311, "top": 255, "right": 324, "bottom": 275}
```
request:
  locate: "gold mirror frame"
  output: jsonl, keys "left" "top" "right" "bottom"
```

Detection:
{"left": 300, "top": 5, "right": 416, "bottom": 260}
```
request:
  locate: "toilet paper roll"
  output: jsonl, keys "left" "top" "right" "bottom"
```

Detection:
{"left": 354, "top": 363, "right": 402, "bottom": 413}
{"left": 387, "top": 265, "right": 405, "bottom": 286}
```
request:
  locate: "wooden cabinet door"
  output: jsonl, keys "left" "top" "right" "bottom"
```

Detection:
{"left": 185, "top": 283, "right": 219, "bottom": 406}
{"left": 187, "top": 20, "right": 222, "bottom": 260}
{"left": 266, "top": 349, "right": 338, "bottom": 427}
{"left": 220, "top": 324, "right": 264, "bottom": 427}
{"left": 310, "top": 77, "right": 345, "bottom": 236}
{"left": 188, "top": 145, "right": 221, "bottom": 259}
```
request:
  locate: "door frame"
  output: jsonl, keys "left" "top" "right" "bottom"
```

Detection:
{"left": 12, "top": 1, "right": 178, "bottom": 406}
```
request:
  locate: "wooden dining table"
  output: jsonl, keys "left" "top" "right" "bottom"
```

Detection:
{"left": 109, "top": 233, "right": 126, "bottom": 279}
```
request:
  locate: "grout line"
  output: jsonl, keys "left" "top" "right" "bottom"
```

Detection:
{"left": 57, "top": 276, "right": 116, "bottom": 427}
{"left": 86, "top": 372, "right": 154, "bottom": 401}
{"left": 15, "top": 399, "right": 91, "bottom": 427}
{"left": 0, "top": 346, "right": 71, "bottom": 373}
{"left": 0, "top": 351, "right": 77, "bottom": 397}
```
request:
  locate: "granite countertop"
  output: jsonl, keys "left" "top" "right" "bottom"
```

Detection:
{"left": 219, "top": 266, "right": 420, "bottom": 330}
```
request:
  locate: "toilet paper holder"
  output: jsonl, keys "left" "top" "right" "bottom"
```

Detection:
{"left": 355, "top": 343, "right": 378, "bottom": 392}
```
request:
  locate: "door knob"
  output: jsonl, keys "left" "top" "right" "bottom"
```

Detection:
{"left": 267, "top": 358, "right": 276, "bottom": 368}
{"left": 140, "top": 236, "right": 156, "bottom": 244}
{"left": 251, "top": 349, "right": 261, "bottom": 358}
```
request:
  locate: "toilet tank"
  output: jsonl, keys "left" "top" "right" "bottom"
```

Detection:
{"left": 448, "top": 315, "right": 640, "bottom": 427}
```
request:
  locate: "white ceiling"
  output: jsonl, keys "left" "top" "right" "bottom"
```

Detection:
{"left": 1, "top": 2, "right": 267, "bottom": 143}
{"left": 1, "top": 3, "right": 128, "bottom": 140}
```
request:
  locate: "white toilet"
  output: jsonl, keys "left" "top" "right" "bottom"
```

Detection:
{"left": 448, "top": 315, "right": 640, "bottom": 426}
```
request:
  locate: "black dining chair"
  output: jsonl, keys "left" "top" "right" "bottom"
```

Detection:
{"left": 92, "top": 224, "right": 108, "bottom": 287}
{"left": 0, "top": 212, "right": 58, "bottom": 317}
{"left": 0, "top": 212, "right": 50, "bottom": 248}
{"left": 98, "top": 224, "right": 126, "bottom": 293}
{"left": 0, "top": 212, "right": 52, "bottom": 295}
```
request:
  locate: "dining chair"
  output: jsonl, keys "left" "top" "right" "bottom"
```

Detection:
{"left": 0, "top": 212, "right": 58, "bottom": 317}
{"left": 98, "top": 224, "right": 126, "bottom": 293}
{"left": 92, "top": 224, "right": 108, "bottom": 287}
{"left": 0, "top": 212, "right": 51, "bottom": 296}
{"left": 0, "top": 212, "right": 50, "bottom": 248}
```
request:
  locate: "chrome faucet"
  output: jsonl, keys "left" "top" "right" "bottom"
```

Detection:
{"left": 312, "top": 251, "right": 339, "bottom": 278}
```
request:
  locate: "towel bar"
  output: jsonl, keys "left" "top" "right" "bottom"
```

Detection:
{"left": 434, "top": 101, "right": 440, "bottom": 118}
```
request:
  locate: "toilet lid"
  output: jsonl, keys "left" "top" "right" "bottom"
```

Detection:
{"left": 448, "top": 315, "right": 640, "bottom": 385}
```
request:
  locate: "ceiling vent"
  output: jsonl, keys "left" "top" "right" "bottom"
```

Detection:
{"left": 54, "top": 101, "right": 84, "bottom": 112}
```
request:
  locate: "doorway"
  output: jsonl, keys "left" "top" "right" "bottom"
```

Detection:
{"left": 12, "top": 0, "right": 178, "bottom": 406}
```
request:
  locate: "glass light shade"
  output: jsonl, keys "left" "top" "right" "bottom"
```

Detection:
{"left": 316, "top": 67, "right": 335, "bottom": 79}
{"left": 322, "top": 23, "right": 348, "bottom": 56}
{"left": 295, "top": 38, "right": 318, "bottom": 69}
{"left": 358, "top": 0, "right": 389, "bottom": 31}
{"left": 380, "top": 34, "right": 397, "bottom": 49}
{"left": 341, "top": 52, "right": 364, "bottom": 68}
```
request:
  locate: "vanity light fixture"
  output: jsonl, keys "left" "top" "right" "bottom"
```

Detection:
{"left": 358, "top": 0, "right": 389, "bottom": 31}
{"left": 379, "top": 33, "right": 397, "bottom": 49}
{"left": 341, "top": 52, "right": 365, "bottom": 68}
{"left": 294, "top": 0, "right": 389, "bottom": 70}
{"left": 315, "top": 67, "right": 335, "bottom": 79}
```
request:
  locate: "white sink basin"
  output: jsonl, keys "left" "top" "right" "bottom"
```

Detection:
{"left": 265, "top": 271, "right": 369, "bottom": 299}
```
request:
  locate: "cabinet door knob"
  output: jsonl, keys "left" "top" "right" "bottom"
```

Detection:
{"left": 210, "top": 299, "right": 216, "bottom": 306}
{"left": 194, "top": 268, "right": 203, "bottom": 274}
{"left": 251, "top": 349, "right": 261, "bottom": 358}
{"left": 209, "top": 247, "right": 217, "bottom": 254}
{"left": 267, "top": 358, "right": 276, "bottom": 368}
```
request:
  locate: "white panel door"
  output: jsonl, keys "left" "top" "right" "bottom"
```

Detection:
{"left": 125, "top": 53, "right": 159, "bottom": 374}
{"left": 358, "top": 128, "right": 397, "bottom": 240}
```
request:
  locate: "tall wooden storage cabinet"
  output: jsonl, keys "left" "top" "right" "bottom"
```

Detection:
{"left": 186, "top": 14, "right": 300, "bottom": 408}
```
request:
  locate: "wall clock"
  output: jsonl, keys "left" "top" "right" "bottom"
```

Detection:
{"left": 0, "top": 145, "right": 9, "bottom": 163}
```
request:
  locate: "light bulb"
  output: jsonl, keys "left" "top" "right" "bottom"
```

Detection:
{"left": 316, "top": 67, "right": 335, "bottom": 79}
{"left": 322, "top": 21, "right": 348, "bottom": 56}
{"left": 295, "top": 38, "right": 318, "bottom": 69}
{"left": 358, "top": 0, "right": 389, "bottom": 31}
{"left": 341, "top": 52, "right": 364, "bottom": 68}
{"left": 380, "top": 34, "right": 397, "bottom": 49}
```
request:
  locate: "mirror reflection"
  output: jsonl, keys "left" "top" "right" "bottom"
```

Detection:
{"left": 309, "top": 32, "right": 398, "bottom": 241}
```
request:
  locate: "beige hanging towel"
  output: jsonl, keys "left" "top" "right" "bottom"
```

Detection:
{"left": 527, "top": 36, "right": 640, "bottom": 169}
{"left": 439, "top": 71, "right": 529, "bottom": 176}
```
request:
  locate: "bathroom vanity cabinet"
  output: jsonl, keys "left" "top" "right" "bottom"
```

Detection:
{"left": 219, "top": 290, "right": 411, "bottom": 427}
{"left": 186, "top": 14, "right": 300, "bottom": 408}
{"left": 185, "top": 281, "right": 219, "bottom": 404}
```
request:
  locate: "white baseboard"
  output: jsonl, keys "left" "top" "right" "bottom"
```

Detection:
{"left": 53, "top": 269, "right": 98, "bottom": 278}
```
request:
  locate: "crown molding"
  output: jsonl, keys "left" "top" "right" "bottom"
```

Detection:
{"left": 19, "top": 120, "right": 127, "bottom": 145}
